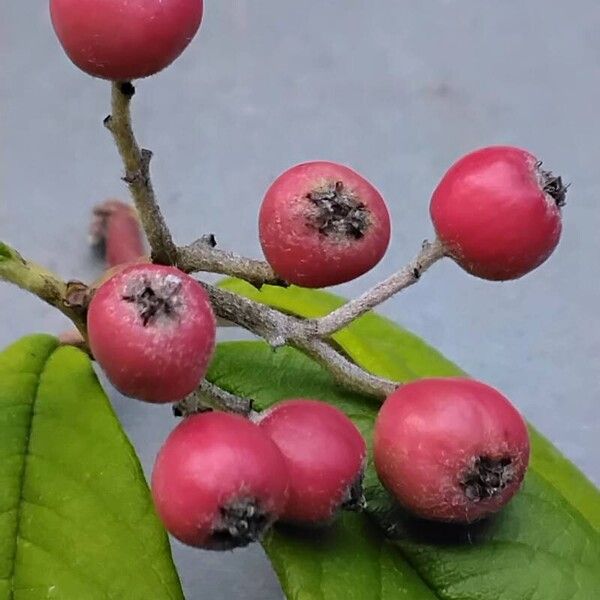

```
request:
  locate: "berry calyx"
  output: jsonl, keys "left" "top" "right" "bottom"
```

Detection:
{"left": 430, "top": 146, "right": 565, "bottom": 280}
{"left": 259, "top": 162, "right": 391, "bottom": 287}
{"left": 374, "top": 378, "right": 530, "bottom": 523}
{"left": 49, "top": 0, "right": 204, "bottom": 80}
{"left": 306, "top": 180, "right": 370, "bottom": 239}
{"left": 87, "top": 263, "right": 215, "bottom": 403}
{"left": 151, "top": 412, "right": 289, "bottom": 549}
{"left": 256, "top": 399, "right": 367, "bottom": 524}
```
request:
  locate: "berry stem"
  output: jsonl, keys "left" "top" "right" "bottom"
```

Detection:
{"left": 105, "top": 82, "right": 178, "bottom": 266}
{"left": 310, "top": 239, "right": 446, "bottom": 336}
{"left": 177, "top": 239, "right": 284, "bottom": 288}
{"left": 174, "top": 381, "right": 253, "bottom": 417}
{"left": 296, "top": 338, "right": 397, "bottom": 397}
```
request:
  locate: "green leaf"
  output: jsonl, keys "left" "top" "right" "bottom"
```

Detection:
{"left": 0, "top": 335, "right": 183, "bottom": 600}
{"left": 263, "top": 513, "right": 437, "bottom": 600}
{"left": 210, "top": 279, "right": 600, "bottom": 600}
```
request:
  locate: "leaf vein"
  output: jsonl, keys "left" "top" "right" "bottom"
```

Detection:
{"left": 6, "top": 348, "right": 50, "bottom": 600}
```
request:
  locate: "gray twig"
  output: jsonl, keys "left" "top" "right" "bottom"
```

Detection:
{"left": 309, "top": 239, "right": 446, "bottom": 336}
{"left": 177, "top": 239, "right": 285, "bottom": 287}
{"left": 106, "top": 82, "right": 177, "bottom": 265}
{"left": 174, "top": 380, "right": 253, "bottom": 416}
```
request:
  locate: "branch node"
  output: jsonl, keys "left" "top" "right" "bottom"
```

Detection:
{"left": 118, "top": 81, "right": 136, "bottom": 98}
{"left": 140, "top": 148, "right": 153, "bottom": 168}
{"left": 64, "top": 280, "right": 92, "bottom": 311}
{"left": 197, "top": 233, "right": 217, "bottom": 248}
{"left": 122, "top": 172, "right": 137, "bottom": 185}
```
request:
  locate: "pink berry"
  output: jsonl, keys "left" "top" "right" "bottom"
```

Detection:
{"left": 257, "top": 399, "right": 367, "bottom": 524}
{"left": 259, "top": 161, "right": 391, "bottom": 288}
{"left": 49, "top": 0, "right": 204, "bottom": 80}
{"left": 90, "top": 200, "right": 146, "bottom": 269}
{"left": 430, "top": 146, "right": 565, "bottom": 280}
{"left": 151, "top": 412, "right": 290, "bottom": 549}
{"left": 374, "top": 378, "right": 530, "bottom": 523}
{"left": 87, "top": 263, "right": 215, "bottom": 403}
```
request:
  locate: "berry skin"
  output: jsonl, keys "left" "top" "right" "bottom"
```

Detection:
{"left": 256, "top": 399, "right": 367, "bottom": 524}
{"left": 50, "top": 0, "right": 204, "bottom": 80}
{"left": 374, "top": 378, "right": 530, "bottom": 523}
{"left": 151, "top": 412, "right": 290, "bottom": 549}
{"left": 430, "top": 146, "right": 565, "bottom": 280}
{"left": 87, "top": 263, "right": 215, "bottom": 403}
{"left": 259, "top": 162, "right": 391, "bottom": 288}
{"left": 89, "top": 200, "right": 146, "bottom": 268}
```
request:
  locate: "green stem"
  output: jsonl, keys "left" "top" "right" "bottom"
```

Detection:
{"left": 0, "top": 241, "right": 88, "bottom": 337}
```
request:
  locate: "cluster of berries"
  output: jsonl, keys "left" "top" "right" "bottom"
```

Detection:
{"left": 149, "top": 380, "right": 529, "bottom": 551}
{"left": 50, "top": 0, "right": 564, "bottom": 549}
{"left": 152, "top": 401, "right": 367, "bottom": 549}
{"left": 85, "top": 141, "right": 556, "bottom": 547}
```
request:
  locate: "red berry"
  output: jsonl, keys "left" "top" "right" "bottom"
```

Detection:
{"left": 87, "top": 263, "right": 215, "bottom": 403}
{"left": 374, "top": 378, "right": 530, "bottom": 523}
{"left": 49, "top": 0, "right": 204, "bottom": 80}
{"left": 257, "top": 399, "right": 367, "bottom": 524}
{"left": 259, "top": 162, "right": 391, "bottom": 287}
{"left": 430, "top": 146, "right": 565, "bottom": 280}
{"left": 151, "top": 412, "right": 289, "bottom": 549}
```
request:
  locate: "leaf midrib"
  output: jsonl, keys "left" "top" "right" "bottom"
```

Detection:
{"left": 378, "top": 537, "right": 443, "bottom": 600}
{"left": 7, "top": 352, "right": 50, "bottom": 599}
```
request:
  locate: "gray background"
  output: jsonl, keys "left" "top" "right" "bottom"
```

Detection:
{"left": 1, "top": 1, "right": 598, "bottom": 599}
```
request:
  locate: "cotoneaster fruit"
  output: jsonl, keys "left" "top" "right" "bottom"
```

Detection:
{"left": 257, "top": 399, "right": 367, "bottom": 524}
{"left": 374, "top": 377, "right": 530, "bottom": 523}
{"left": 151, "top": 412, "right": 290, "bottom": 549}
{"left": 87, "top": 263, "right": 215, "bottom": 403}
{"left": 259, "top": 161, "right": 391, "bottom": 287}
{"left": 50, "top": 0, "right": 204, "bottom": 80}
{"left": 430, "top": 146, "right": 565, "bottom": 280}
{"left": 90, "top": 200, "right": 146, "bottom": 268}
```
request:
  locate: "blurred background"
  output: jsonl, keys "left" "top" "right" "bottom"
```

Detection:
{"left": 1, "top": 1, "right": 599, "bottom": 598}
